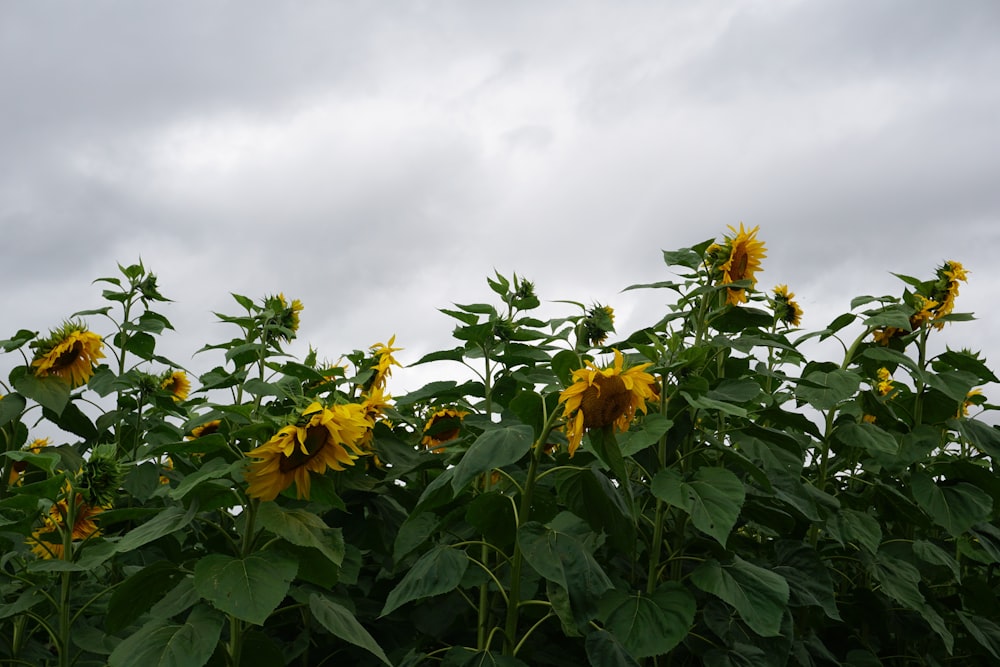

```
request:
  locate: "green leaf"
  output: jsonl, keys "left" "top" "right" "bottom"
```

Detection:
{"left": 913, "top": 539, "right": 961, "bottom": 583}
{"left": 169, "top": 458, "right": 242, "bottom": 501}
{"left": 618, "top": 414, "right": 673, "bottom": 456}
{"left": 0, "top": 392, "right": 26, "bottom": 426}
{"left": 309, "top": 593, "right": 391, "bottom": 665}
{"left": 381, "top": 546, "right": 469, "bottom": 616}
{"left": 115, "top": 505, "right": 197, "bottom": 554}
{"left": 911, "top": 470, "right": 992, "bottom": 537}
{"left": 652, "top": 467, "right": 745, "bottom": 546}
{"left": 794, "top": 370, "right": 861, "bottom": 411}
{"left": 106, "top": 561, "right": 186, "bottom": 633}
{"left": 585, "top": 629, "right": 641, "bottom": 667}
{"left": 691, "top": 556, "right": 790, "bottom": 637}
{"left": 603, "top": 584, "right": 695, "bottom": 658}
{"left": 871, "top": 552, "right": 952, "bottom": 652}
{"left": 442, "top": 647, "right": 530, "bottom": 667}
{"left": 256, "top": 503, "right": 344, "bottom": 567}
{"left": 518, "top": 517, "right": 614, "bottom": 622}
{"left": 834, "top": 422, "right": 899, "bottom": 466}
{"left": 193, "top": 550, "right": 297, "bottom": 625}
{"left": 680, "top": 392, "right": 747, "bottom": 418}
{"left": 829, "top": 509, "right": 882, "bottom": 553}
{"left": 957, "top": 611, "right": 1000, "bottom": 660}
{"left": 107, "top": 604, "right": 224, "bottom": 667}
{"left": 466, "top": 492, "right": 517, "bottom": 548}
{"left": 393, "top": 512, "right": 441, "bottom": 562}
{"left": 450, "top": 424, "right": 533, "bottom": 493}
{"left": 773, "top": 542, "right": 840, "bottom": 620}
{"left": 12, "top": 370, "right": 70, "bottom": 415}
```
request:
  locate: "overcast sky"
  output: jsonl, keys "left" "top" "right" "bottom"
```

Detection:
{"left": 2, "top": 1, "right": 998, "bottom": 406}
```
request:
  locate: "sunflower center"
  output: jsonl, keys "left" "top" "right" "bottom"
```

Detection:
{"left": 50, "top": 341, "right": 84, "bottom": 372}
{"left": 580, "top": 373, "right": 630, "bottom": 429}
{"left": 279, "top": 425, "right": 328, "bottom": 473}
{"left": 730, "top": 248, "right": 749, "bottom": 281}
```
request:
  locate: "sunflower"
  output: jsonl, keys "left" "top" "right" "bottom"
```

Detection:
{"left": 358, "top": 386, "right": 393, "bottom": 452}
{"left": 559, "top": 349, "right": 658, "bottom": 456}
{"left": 875, "top": 367, "right": 894, "bottom": 397}
{"left": 420, "top": 407, "right": 469, "bottom": 453}
{"left": 27, "top": 493, "right": 104, "bottom": 560}
{"left": 930, "top": 260, "right": 968, "bottom": 330}
{"left": 245, "top": 401, "right": 371, "bottom": 501}
{"left": 581, "top": 304, "right": 616, "bottom": 347}
{"left": 31, "top": 322, "right": 105, "bottom": 388}
{"left": 959, "top": 388, "right": 984, "bottom": 417}
{"left": 366, "top": 335, "right": 402, "bottom": 392}
{"left": 188, "top": 420, "right": 222, "bottom": 439}
{"left": 8, "top": 438, "right": 50, "bottom": 486}
{"left": 278, "top": 293, "right": 304, "bottom": 334}
{"left": 161, "top": 370, "right": 191, "bottom": 402}
{"left": 159, "top": 456, "right": 174, "bottom": 485}
{"left": 772, "top": 285, "right": 802, "bottom": 327}
{"left": 718, "top": 223, "right": 767, "bottom": 306}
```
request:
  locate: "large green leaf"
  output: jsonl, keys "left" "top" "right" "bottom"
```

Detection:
{"left": 106, "top": 560, "right": 186, "bottom": 633}
{"left": 773, "top": 542, "right": 840, "bottom": 620}
{"left": 256, "top": 502, "right": 344, "bottom": 567}
{"left": 871, "top": 552, "right": 952, "bottom": 652}
{"left": 957, "top": 610, "right": 1000, "bottom": 660}
{"left": 0, "top": 392, "right": 26, "bottom": 426}
{"left": 603, "top": 583, "right": 695, "bottom": 658}
{"left": 794, "top": 370, "right": 860, "bottom": 411}
{"left": 651, "top": 467, "right": 745, "bottom": 546}
{"left": 834, "top": 422, "right": 899, "bottom": 466}
{"left": 193, "top": 550, "right": 297, "bottom": 625}
{"left": 12, "top": 368, "right": 70, "bottom": 415}
{"left": 911, "top": 470, "right": 992, "bottom": 537}
{"left": 450, "top": 424, "right": 533, "bottom": 493}
{"left": 691, "top": 556, "right": 790, "bottom": 637}
{"left": 584, "top": 629, "right": 641, "bottom": 667}
{"left": 115, "top": 505, "right": 197, "bottom": 553}
{"left": 518, "top": 515, "right": 614, "bottom": 622}
{"left": 380, "top": 546, "right": 469, "bottom": 616}
{"left": 309, "top": 593, "right": 391, "bottom": 665}
{"left": 108, "top": 604, "right": 224, "bottom": 667}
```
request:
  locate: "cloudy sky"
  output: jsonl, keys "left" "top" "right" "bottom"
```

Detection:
{"left": 2, "top": 1, "right": 998, "bottom": 402}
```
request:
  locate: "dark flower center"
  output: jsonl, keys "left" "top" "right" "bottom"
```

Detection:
{"left": 279, "top": 425, "right": 328, "bottom": 473}
{"left": 580, "top": 374, "right": 630, "bottom": 429}
{"left": 50, "top": 341, "right": 83, "bottom": 371}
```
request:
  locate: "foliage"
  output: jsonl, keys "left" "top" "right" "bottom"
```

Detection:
{"left": 0, "top": 238, "right": 997, "bottom": 666}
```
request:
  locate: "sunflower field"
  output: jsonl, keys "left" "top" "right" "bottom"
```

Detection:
{"left": 2, "top": 226, "right": 999, "bottom": 666}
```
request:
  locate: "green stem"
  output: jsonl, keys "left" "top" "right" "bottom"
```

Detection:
{"left": 502, "top": 409, "right": 561, "bottom": 655}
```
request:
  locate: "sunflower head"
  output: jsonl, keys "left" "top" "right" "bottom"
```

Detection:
{"left": 559, "top": 350, "right": 657, "bottom": 456}
{"left": 27, "top": 491, "right": 105, "bottom": 560}
{"left": 245, "top": 401, "right": 371, "bottom": 501}
{"left": 420, "top": 407, "right": 469, "bottom": 453}
{"left": 959, "top": 388, "right": 984, "bottom": 417}
{"left": 771, "top": 285, "right": 802, "bottom": 327}
{"left": 187, "top": 420, "right": 222, "bottom": 440}
{"left": 30, "top": 321, "right": 105, "bottom": 388}
{"left": 79, "top": 445, "right": 124, "bottom": 507}
{"left": 581, "top": 304, "right": 616, "bottom": 347}
{"left": 8, "top": 438, "right": 51, "bottom": 486}
{"left": 160, "top": 370, "right": 191, "bottom": 402}
{"left": 715, "top": 223, "right": 767, "bottom": 306}
{"left": 928, "top": 260, "right": 969, "bottom": 330}
{"left": 363, "top": 336, "right": 402, "bottom": 393}
{"left": 874, "top": 367, "right": 895, "bottom": 397}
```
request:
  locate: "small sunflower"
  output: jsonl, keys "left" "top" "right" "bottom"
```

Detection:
{"left": 31, "top": 322, "right": 105, "bottom": 388}
{"left": 559, "top": 349, "right": 658, "bottom": 456}
{"left": 159, "top": 456, "right": 174, "bottom": 485}
{"left": 959, "top": 388, "right": 984, "bottom": 417}
{"left": 187, "top": 420, "right": 222, "bottom": 440}
{"left": 366, "top": 335, "right": 402, "bottom": 392}
{"left": 160, "top": 370, "right": 191, "bottom": 402}
{"left": 581, "top": 304, "right": 616, "bottom": 347}
{"left": 875, "top": 367, "right": 894, "bottom": 397}
{"left": 420, "top": 407, "right": 469, "bottom": 453}
{"left": 930, "top": 260, "right": 969, "bottom": 330}
{"left": 772, "top": 285, "right": 802, "bottom": 327}
{"left": 718, "top": 223, "right": 767, "bottom": 306}
{"left": 245, "top": 401, "right": 371, "bottom": 501}
{"left": 358, "top": 386, "right": 393, "bottom": 452}
{"left": 27, "top": 493, "right": 105, "bottom": 560}
{"left": 278, "top": 293, "right": 304, "bottom": 334}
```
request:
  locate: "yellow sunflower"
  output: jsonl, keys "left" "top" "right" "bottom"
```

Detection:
{"left": 31, "top": 323, "right": 105, "bottom": 388}
{"left": 27, "top": 493, "right": 104, "bottom": 560}
{"left": 959, "top": 388, "right": 984, "bottom": 417}
{"left": 278, "top": 293, "right": 304, "bottom": 334}
{"left": 930, "top": 260, "right": 968, "bottom": 330}
{"left": 420, "top": 407, "right": 469, "bottom": 454}
{"left": 875, "top": 367, "right": 894, "bottom": 397}
{"left": 559, "top": 349, "right": 658, "bottom": 456}
{"left": 187, "top": 420, "right": 222, "bottom": 440}
{"left": 161, "top": 370, "right": 191, "bottom": 402}
{"left": 358, "top": 386, "right": 393, "bottom": 452}
{"left": 245, "top": 401, "right": 371, "bottom": 501}
{"left": 367, "top": 335, "right": 402, "bottom": 392}
{"left": 8, "top": 438, "right": 50, "bottom": 486}
{"left": 772, "top": 285, "right": 802, "bottom": 326}
{"left": 719, "top": 223, "right": 767, "bottom": 306}
{"left": 581, "top": 304, "right": 616, "bottom": 347}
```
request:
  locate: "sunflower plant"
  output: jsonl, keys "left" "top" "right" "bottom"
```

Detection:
{"left": 1, "top": 230, "right": 999, "bottom": 667}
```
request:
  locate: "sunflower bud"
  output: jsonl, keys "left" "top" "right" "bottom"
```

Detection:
{"left": 79, "top": 445, "right": 124, "bottom": 507}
